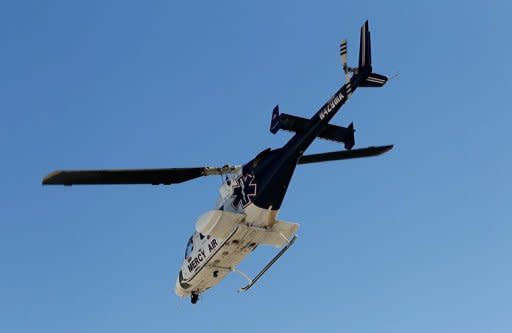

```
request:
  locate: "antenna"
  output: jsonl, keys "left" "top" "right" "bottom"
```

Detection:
{"left": 388, "top": 72, "right": 400, "bottom": 81}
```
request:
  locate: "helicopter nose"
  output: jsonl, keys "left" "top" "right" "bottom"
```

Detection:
{"left": 174, "top": 278, "right": 188, "bottom": 297}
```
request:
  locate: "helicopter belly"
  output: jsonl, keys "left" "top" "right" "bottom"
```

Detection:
{"left": 175, "top": 208, "right": 299, "bottom": 298}
{"left": 175, "top": 225, "right": 256, "bottom": 296}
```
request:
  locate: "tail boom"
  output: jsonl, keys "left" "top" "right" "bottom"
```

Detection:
{"left": 282, "top": 20, "right": 387, "bottom": 156}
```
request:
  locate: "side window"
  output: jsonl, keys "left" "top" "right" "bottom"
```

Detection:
{"left": 185, "top": 236, "right": 193, "bottom": 258}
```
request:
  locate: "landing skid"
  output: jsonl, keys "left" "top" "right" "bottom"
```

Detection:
{"left": 237, "top": 235, "right": 297, "bottom": 292}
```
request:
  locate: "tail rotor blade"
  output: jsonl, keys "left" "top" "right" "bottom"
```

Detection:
{"left": 340, "top": 40, "right": 350, "bottom": 83}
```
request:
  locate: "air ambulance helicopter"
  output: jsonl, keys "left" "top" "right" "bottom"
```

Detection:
{"left": 43, "top": 21, "right": 392, "bottom": 304}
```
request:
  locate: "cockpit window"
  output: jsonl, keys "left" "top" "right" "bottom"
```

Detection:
{"left": 185, "top": 236, "right": 193, "bottom": 258}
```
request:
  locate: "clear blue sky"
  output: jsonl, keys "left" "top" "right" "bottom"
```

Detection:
{"left": 1, "top": 1, "right": 511, "bottom": 332}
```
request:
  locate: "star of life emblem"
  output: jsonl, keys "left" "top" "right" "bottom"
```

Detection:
{"left": 231, "top": 173, "right": 257, "bottom": 209}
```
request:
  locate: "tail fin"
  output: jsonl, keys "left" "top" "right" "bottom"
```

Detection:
{"left": 358, "top": 20, "right": 387, "bottom": 87}
{"left": 358, "top": 20, "right": 372, "bottom": 71}
{"left": 270, "top": 105, "right": 280, "bottom": 134}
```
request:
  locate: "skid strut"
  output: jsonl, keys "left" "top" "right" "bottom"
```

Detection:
{"left": 238, "top": 235, "right": 297, "bottom": 292}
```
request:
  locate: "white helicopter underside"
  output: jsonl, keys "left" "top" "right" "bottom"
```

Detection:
{"left": 175, "top": 175, "right": 299, "bottom": 298}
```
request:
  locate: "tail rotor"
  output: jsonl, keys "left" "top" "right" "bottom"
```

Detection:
{"left": 340, "top": 40, "right": 350, "bottom": 84}
{"left": 340, "top": 39, "right": 360, "bottom": 84}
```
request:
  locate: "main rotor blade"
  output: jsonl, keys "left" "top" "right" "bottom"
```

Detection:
{"left": 298, "top": 145, "right": 393, "bottom": 165}
{"left": 42, "top": 165, "right": 240, "bottom": 186}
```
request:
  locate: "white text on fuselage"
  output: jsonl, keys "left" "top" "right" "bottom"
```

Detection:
{"left": 187, "top": 239, "right": 218, "bottom": 272}
{"left": 319, "top": 91, "right": 345, "bottom": 120}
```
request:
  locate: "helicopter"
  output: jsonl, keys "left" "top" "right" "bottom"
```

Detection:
{"left": 43, "top": 21, "right": 393, "bottom": 304}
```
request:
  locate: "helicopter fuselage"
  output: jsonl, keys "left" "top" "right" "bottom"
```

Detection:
{"left": 174, "top": 69, "right": 364, "bottom": 299}
{"left": 40, "top": 21, "right": 390, "bottom": 305}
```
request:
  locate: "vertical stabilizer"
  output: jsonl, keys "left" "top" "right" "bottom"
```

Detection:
{"left": 358, "top": 20, "right": 372, "bottom": 71}
{"left": 357, "top": 20, "right": 388, "bottom": 87}
{"left": 270, "top": 105, "right": 280, "bottom": 134}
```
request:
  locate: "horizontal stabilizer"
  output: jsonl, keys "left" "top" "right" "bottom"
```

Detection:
{"left": 298, "top": 145, "right": 393, "bottom": 165}
{"left": 270, "top": 105, "right": 355, "bottom": 149}
{"left": 42, "top": 165, "right": 240, "bottom": 186}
